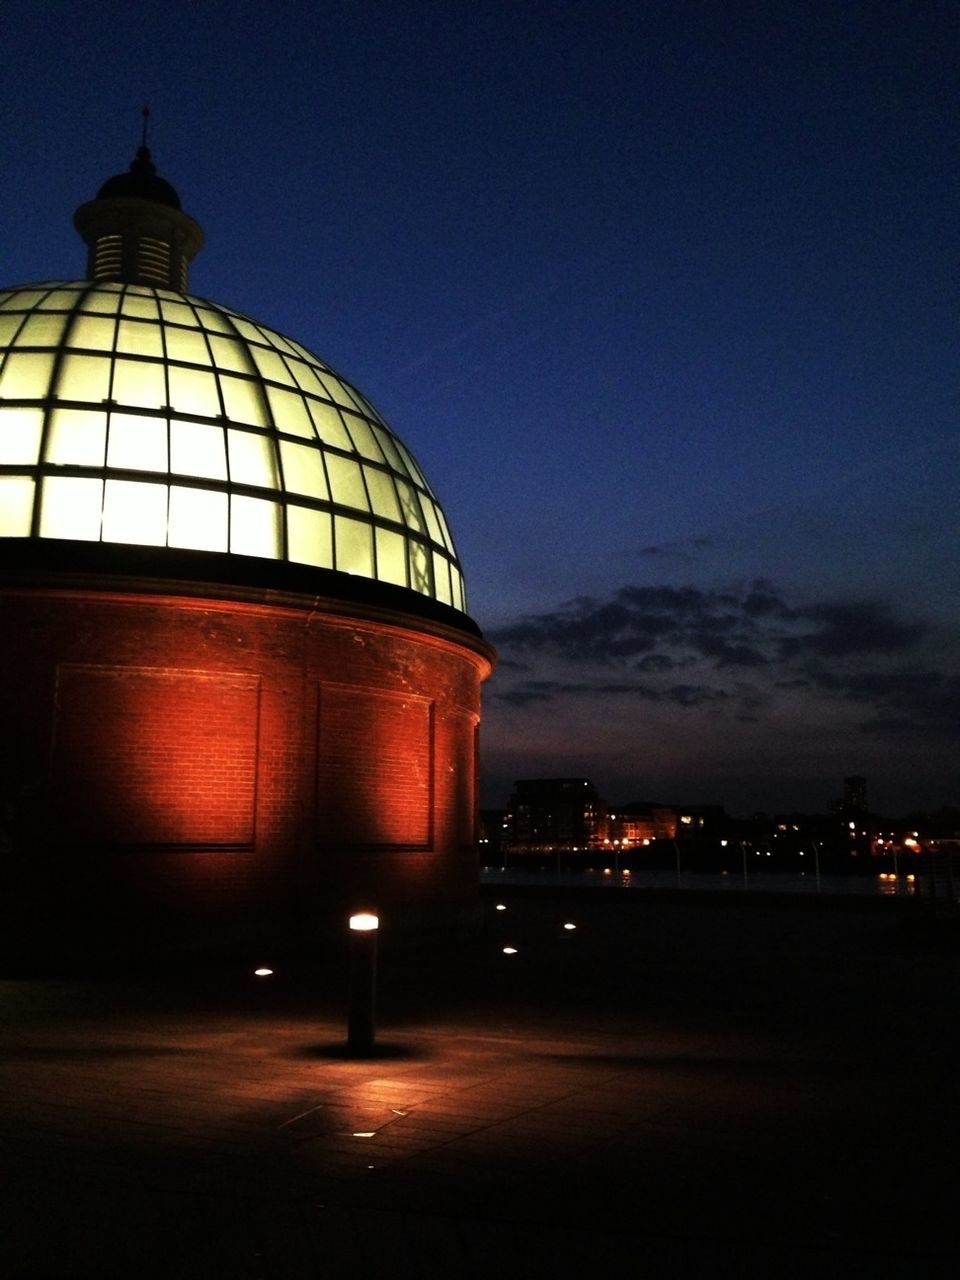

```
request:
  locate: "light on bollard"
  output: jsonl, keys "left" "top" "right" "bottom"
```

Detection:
{"left": 348, "top": 912, "right": 379, "bottom": 1054}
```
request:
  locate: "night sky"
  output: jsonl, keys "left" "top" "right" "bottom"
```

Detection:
{"left": 2, "top": 1, "right": 957, "bottom": 816}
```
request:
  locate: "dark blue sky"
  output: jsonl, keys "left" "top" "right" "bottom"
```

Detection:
{"left": 2, "top": 0, "right": 957, "bottom": 815}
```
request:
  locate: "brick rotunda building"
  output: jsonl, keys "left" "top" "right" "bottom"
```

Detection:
{"left": 0, "top": 144, "right": 494, "bottom": 962}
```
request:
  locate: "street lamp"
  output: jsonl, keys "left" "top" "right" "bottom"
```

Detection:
{"left": 348, "top": 913, "right": 379, "bottom": 1054}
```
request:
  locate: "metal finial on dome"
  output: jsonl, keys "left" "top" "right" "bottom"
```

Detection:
{"left": 130, "top": 108, "right": 156, "bottom": 179}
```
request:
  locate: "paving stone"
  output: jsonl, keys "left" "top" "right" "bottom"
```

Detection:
{"left": 0, "top": 891, "right": 957, "bottom": 1276}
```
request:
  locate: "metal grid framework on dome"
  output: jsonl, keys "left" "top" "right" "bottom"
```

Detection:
{"left": 0, "top": 281, "right": 466, "bottom": 612}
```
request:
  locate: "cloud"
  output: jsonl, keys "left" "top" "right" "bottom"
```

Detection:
{"left": 667, "top": 684, "right": 730, "bottom": 707}
{"left": 486, "top": 578, "right": 953, "bottom": 731}
{"left": 493, "top": 657, "right": 532, "bottom": 672}
{"left": 489, "top": 584, "right": 742, "bottom": 663}
{"left": 779, "top": 602, "right": 924, "bottom": 659}
{"left": 494, "top": 678, "right": 565, "bottom": 707}
{"left": 634, "top": 536, "right": 714, "bottom": 561}
{"left": 489, "top": 581, "right": 927, "bottom": 669}
{"left": 743, "top": 583, "right": 795, "bottom": 619}
{"left": 488, "top": 677, "right": 730, "bottom": 708}
{"left": 815, "top": 667, "right": 960, "bottom": 733}
{"left": 690, "top": 634, "right": 769, "bottom": 667}
{"left": 635, "top": 653, "right": 680, "bottom": 672}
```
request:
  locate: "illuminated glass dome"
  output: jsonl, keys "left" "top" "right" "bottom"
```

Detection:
{"left": 0, "top": 149, "right": 467, "bottom": 617}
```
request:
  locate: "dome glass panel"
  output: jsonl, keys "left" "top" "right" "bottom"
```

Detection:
{"left": 0, "top": 281, "right": 466, "bottom": 612}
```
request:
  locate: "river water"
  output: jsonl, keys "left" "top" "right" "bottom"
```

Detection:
{"left": 481, "top": 865, "right": 916, "bottom": 897}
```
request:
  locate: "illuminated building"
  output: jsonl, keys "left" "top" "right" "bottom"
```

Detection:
{"left": 607, "top": 802, "right": 678, "bottom": 844}
{"left": 0, "top": 143, "right": 494, "bottom": 959}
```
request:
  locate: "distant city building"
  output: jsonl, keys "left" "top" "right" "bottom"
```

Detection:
{"left": 478, "top": 809, "right": 506, "bottom": 862}
{"left": 672, "top": 804, "right": 731, "bottom": 840}
{"left": 843, "top": 775, "right": 868, "bottom": 812}
{"left": 607, "top": 802, "right": 677, "bottom": 844}
{"left": 495, "top": 771, "right": 952, "bottom": 872}
{"left": 504, "top": 779, "right": 603, "bottom": 854}
{"left": 832, "top": 775, "right": 873, "bottom": 854}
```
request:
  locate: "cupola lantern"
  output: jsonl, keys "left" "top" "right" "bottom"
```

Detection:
{"left": 73, "top": 132, "right": 204, "bottom": 292}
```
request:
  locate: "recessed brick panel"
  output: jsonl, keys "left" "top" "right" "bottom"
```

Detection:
{"left": 50, "top": 665, "right": 260, "bottom": 846}
{"left": 317, "top": 683, "right": 433, "bottom": 847}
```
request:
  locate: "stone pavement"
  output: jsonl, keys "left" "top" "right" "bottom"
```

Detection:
{"left": 0, "top": 889, "right": 957, "bottom": 1278}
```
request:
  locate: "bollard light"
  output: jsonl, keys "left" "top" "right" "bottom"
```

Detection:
{"left": 348, "top": 912, "right": 379, "bottom": 1054}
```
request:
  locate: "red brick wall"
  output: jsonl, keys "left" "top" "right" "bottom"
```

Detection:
{"left": 0, "top": 582, "right": 492, "bottom": 953}
{"left": 50, "top": 666, "right": 260, "bottom": 846}
{"left": 316, "top": 684, "right": 433, "bottom": 847}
